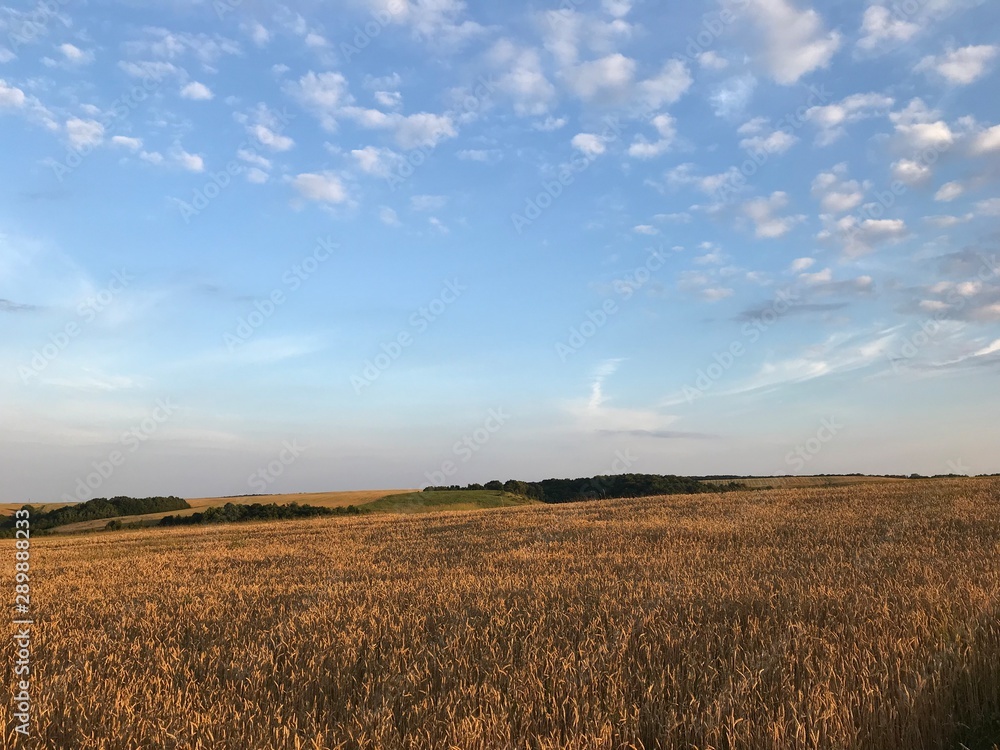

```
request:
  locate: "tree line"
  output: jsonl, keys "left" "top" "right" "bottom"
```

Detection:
{"left": 157, "top": 502, "right": 359, "bottom": 527}
{"left": 0, "top": 496, "right": 190, "bottom": 535}
{"left": 424, "top": 474, "right": 746, "bottom": 504}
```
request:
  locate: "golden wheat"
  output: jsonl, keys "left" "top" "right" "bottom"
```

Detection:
{"left": 5, "top": 478, "right": 999, "bottom": 749}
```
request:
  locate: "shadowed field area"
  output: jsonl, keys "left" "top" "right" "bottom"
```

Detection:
{"left": 8, "top": 478, "right": 1000, "bottom": 748}
{"left": 358, "top": 488, "right": 538, "bottom": 514}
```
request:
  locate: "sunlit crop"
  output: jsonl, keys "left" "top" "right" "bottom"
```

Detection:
{"left": 6, "top": 477, "right": 999, "bottom": 749}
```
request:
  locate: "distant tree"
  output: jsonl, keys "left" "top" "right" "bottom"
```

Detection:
{"left": 484, "top": 480, "right": 503, "bottom": 491}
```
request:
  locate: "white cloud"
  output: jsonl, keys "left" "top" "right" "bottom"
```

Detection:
{"left": 118, "top": 60, "right": 181, "bottom": 80}
{"left": 627, "top": 114, "right": 675, "bottom": 158}
{"left": 124, "top": 28, "right": 240, "bottom": 65}
{"left": 285, "top": 71, "right": 350, "bottom": 131}
{"left": 304, "top": 32, "right": 327, "bottom": 48}
{"left": 246, "top": 22, "right": 270, "bottom": 46}
{"left": 571, "top": 132, "right": 607, "bottom": 157}
{"left": 856, "top": 5, "right": 919, "bottom": 52}
{"left": 251, "top": 124, "right": 294, "bottom": 151}
{"left": 489, "top": 39, "right": 556, "bottom": 116}
{"left": 602, "top": 0, "right": 632, "bottom": 18}
{"left": 180, "top": 81, "right": 213, "bottom": 100}
{"left": 709, "top": 74, "right": 757, "bottom": 119}
{"left": 702, "top": 287, "right": 735, "bottom": 301}
{"left": 393, "top": 112, "right": 456, "bottom": 149}
{"left": 110, "top": 135, "right": 142, "bottom": 151}
{"left": 667, "top": 163, "right": 744, "bottom": 197}
{"left": 891, "top": 158, "right": 931, "bottom": 186}
{"left": 742, "top": 191, "right": 805, "bottom": 238}
{"left": 934, "top": 181, "right": 964, "bottom": 202}
{"left": 800, "top": 267, "right": 832, "bottom": 284}
{"left": 65, "top": 117, "right": 104, "bottom": 148}
{"left": 889, "top": 98, "right": 954, "bottom": 151}
{"left": 924, "top": 214, "right": 972, "bottom": 228}
{"left": 58, "top": 43, "right": 93, "bottom": 65}
{"left": 539, "top": 8, "right": 633, "bottom": 70}
{"left": 697, "top": 51, "right": 728, "bottom": 70}
{"left": 0, "top": 48, "right": 15, "bottom": 63}
{"left": 379, "top": 206, "right": 400, "bottom": 226}
{"left": 568, "top": 359, "right": 686, "bottom": 435}
{"left": 237, "top": 148, "right": 271, "bottom": 170}
{"left": 738, "top": 117, "right": 797, "bottom": 154}
{"left": 736, "top": 0, "right": 841, "bottom": 84}
{"left": 916, "top": 45, "right": 998, "bottom": 85}
{"left": 411, "top": 194, "right": 448, "bottom": 211}
{"left": 374, "top": 90, "right": 402, "bottom": 109}
{"left": 977, "top": 198, "right": 1000, "bottom": 216}
{"left": 457, "top": 149, "right": 502, "bottom": 164}
{"left": 790, "top": 257, "right": 815, "bottom": 272}
{"left": 818, "top": 215, "right": 908, "bottom": 257}
{"left": 0, "top": 79, "right": 26, "bottom": 108}
{"left": 633, "top": 225, "right": 658, "bottom": 235}
{"left": 637, "top": 59, "right": 692, "bottom": 109}
{"left": 533, "top": 116, "right": 567, "bottom": 131}
{"left": 564, "top": 53, "right": 636, "bottom": 102}
{"left": 811, "top": 163, "right": 867, "bottom": 213}
{"left": 173, "top": 147, "right": 204, "bottom": 172}
{"left": 970, "top": 124, "right": 1000, "bottom": 155}
{"left": 290, "top": 172, "right": 348, "bottom": 204}
{"left": 365, "top": 0, "right": 486, "bottom": 47}
{"left": 806, "top": 92, "right": 893, "bottom": 145}
{"left": 351, "top": 146, "right": 401, "bottom": 177}
{"left": 245, "top": 167, "right": 268, "bottom": 184}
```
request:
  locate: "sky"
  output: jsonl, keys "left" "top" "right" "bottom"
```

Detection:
{"left": 2, "top": 0, "right": 999, "bottom": 503}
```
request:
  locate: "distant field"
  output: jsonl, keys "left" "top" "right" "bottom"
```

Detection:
{"left": 0, "top": 502, "right": 68, "bottom": 517}
{"left": 701, "top": 475, "right": 909, "bottom": 489}
{"left": 50, "top": 489, "right": 415, "bottom": 534}
{"left": 12, "top": 477, "right": 1000, "bottom": 749}
{"left": 359, "top": 489, "right": 538, "bottom": 514}
{"left": 185, "top": 489, "right": 416, "bottom": 509}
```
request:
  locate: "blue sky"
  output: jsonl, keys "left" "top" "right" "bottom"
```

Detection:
{"left": 2, "top": 0, "right": 999, "bottom": 502}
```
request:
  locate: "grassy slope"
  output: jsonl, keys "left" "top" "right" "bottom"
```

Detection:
{"left": 358, "top": 489, "right": 538, "bottom": 514}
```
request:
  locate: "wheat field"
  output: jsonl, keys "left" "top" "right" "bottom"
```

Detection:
{"left": 6, "top": 478, "right": 1000, "bottom": 749}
